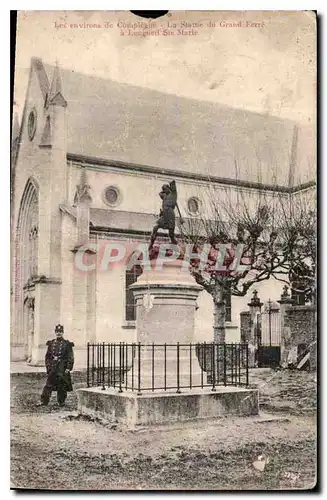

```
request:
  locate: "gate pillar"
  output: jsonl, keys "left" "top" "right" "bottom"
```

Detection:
{"left": 278, "top": 285, "right": 295, "bottom": 368}
{"left": 247, "top": 290, "right": 263, "bottom": 368}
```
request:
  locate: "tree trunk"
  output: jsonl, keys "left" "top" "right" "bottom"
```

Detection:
{"left": 213, "top": 286, "right": 226, "bottom": 344}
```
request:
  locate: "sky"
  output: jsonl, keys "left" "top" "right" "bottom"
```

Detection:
{"left": 13, "top": 10, "right": 316, "bottom": 126}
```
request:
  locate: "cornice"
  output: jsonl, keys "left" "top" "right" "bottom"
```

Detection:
{"left": 67, "top": 152, "right": 315, "bottom": 194}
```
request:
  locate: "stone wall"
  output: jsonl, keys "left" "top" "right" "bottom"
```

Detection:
{"left": 283, "top": 305, "right": 316, "bottom": 370}
{"left": 240, "top": 288, "right": 317, "bottom": 371}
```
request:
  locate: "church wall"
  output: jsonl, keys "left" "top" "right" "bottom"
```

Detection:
{"left": 13, "top": 62, "right": 53, "bottom": 230}
{"left": 68, "top": 163, "right": 281, "bottom": 224}
{"left": 95, "top": 264, "right": 137, "bottom": 344}
{"left": 12, "top": 63, "right": 69, "bottom": 363}
{"left": 60, "top": 214, "right": 76, "bottom": 341}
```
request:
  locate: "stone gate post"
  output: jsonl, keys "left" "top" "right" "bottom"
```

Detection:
{"left": 278, "top": 285, "right": 295, "bottom": 367}
{"left": 247, "top": 290, "right": 263, "bottom": 368}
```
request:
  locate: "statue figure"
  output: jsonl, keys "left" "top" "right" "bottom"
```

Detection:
{"left": 149, "top": 180, "right": 182, "bottom": 250}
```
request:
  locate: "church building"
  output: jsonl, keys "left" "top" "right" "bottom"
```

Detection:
{"left": 11, "top": 58, "right": 315, "bottom": 367}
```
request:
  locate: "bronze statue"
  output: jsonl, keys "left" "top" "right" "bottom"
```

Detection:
{"left": 149, "top": 180, "right": 182, "bottom": 250}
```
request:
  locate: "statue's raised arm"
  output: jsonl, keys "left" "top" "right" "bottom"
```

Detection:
{"left": 169, "top": 180, "right": 177, "bottom": 206}
{"left": 169, "top": 180, "right": 177, "bottom": 192}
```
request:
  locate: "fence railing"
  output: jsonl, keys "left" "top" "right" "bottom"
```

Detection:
{"left": 86, "top": 342, "right": 249, "bottom": 394}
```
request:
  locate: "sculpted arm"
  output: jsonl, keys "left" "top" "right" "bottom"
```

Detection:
{"left": 169, "top": 180, "right": 177, "bottom": 205}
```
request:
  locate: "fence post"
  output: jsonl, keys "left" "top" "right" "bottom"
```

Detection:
{"left": 152, "top": 342, "right": 155, "bottom": 392}
{"left": 211, "top": 343, "right": 216, "bottom": 392}
{"left": 176, "top": 342, "right": 181, "bottom": 393}
{"left": 137, "top": 342, "right": 142, "bottom": 396}
{"left": 102, "top": 342, "right": 105, "bottom": 390}
{"left": 237, "top": 344, "right": 241, "bottom": 385}
{"left": 109, "top": 344, "right": 112, "bottom": 387}
{"left": 107, "top": 343, "right": 110, "bottom": 388}
{"left": 91, "top": 344, "right": 95, "bottom": 386}
{"left": 96, "top": 344, "right": 99, "bottom": 386}
{"left": 246, "top": 343, "right": 249, "bottom": 386}
{"left": 86, "top": 342, "right": 90, "bottom": 387}
{"left": 164, "top": 343, "right": 167, "bottom": 391}
{"left": 113, "top": 342, "right": 116, "bottom": 387}
{"left": 125, "top": 343, "right": 129, "bottom": 390}
{"left": 232, "top": 343, "right": 235, "bottom": 385}
{"left": 223, "top": 343, "right": 227, "bottom": 386}
{"left": 119, "top": 342, "right": 123, "bottom": 393}
{"left": 189, "top": 343, "right": 192, "bottom": 390}
{"left": 131, "top": 343, "right": 135, "bottom": 392}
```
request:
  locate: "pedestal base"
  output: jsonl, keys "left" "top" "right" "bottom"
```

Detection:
{"left": 123, "top": 346, "right": 205, "bottom": 392}
{"left": 77, "top": 386, "right": 259, "bottom": 429}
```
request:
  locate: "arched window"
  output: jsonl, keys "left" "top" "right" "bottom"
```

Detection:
{"left": 16, "top": 179, "right": 39, "bottom": 287}
{"left": 125, "top": 264, "right": 143, "bottom": 321}
{"left": 14, "top": 178, "right": 39, "bottom": 346}
{"left": 223, "top": 283, "right": 232, "bottom": 322}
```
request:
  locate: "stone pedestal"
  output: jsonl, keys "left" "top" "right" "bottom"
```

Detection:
{"left": 130, "top": 259, "right": 203, "bottom": 343}
{"left": 77, "top": 252, "right": 259, "bottom": 427}
{"left": 78, "top": 386, "right": 259, "bottom": 429}
{"left": 127, "top": 259, "right": 204, "bottom": 390}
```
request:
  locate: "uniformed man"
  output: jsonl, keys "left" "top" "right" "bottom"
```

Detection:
{"left": 149, "top": 180, "right": 178, "bottom": 250}
{"left": 39, "top": 324, "right": 74, "bottom": 407}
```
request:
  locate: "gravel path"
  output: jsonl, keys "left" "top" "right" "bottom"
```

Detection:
{"left": 11, "top": 369, "right": 317, "bottom": 490}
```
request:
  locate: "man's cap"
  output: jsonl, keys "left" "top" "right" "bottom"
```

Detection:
{"left": 55, "top": 324, "right": 64, "bottom": 334}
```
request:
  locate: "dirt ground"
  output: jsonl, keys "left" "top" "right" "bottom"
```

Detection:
{"left": 11, "top": 369, "right": 317, "bottom": 491}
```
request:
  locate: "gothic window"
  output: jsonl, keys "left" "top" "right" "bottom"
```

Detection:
{"left": 16, "top": 179, "right": 39, "bottom": 286}
{"left": 14, "top": 179, "right": 39, "bottom": 346}
{"left": 26, "top": 193, "right": 39, "bottom": 279}
{"left": 125, "top": 265, "right": 143, "bottom": 321}
{"left": 28, "top": 225, "right": 38, "bottom": 277}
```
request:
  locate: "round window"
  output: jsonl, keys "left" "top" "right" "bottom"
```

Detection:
{"left": 187, "top": 197, "right": 200, "bottom": 215}
{"left": 104, "top": 186, "right": 121, "bottom": 206}
{"left": 28, "top": 109, "right": 37, "bottom": 141}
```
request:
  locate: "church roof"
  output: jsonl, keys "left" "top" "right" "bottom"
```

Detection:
{"left": 59, "top": 205, "right": 180, "bottom": 235}
{"left": 31, "top": 59, "right": 315, "bottom": 187}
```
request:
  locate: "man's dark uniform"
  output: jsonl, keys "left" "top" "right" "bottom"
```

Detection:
{"left": 40, "top": 324, "right": 74, "bottom": 406}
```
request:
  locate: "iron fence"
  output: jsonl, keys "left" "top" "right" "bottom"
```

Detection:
{"left": 86, "top": 342, "right": 249, "bottom": 394}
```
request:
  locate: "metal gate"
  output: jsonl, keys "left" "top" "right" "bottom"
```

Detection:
{"left": 257, "top": 299, "right": 281, "bottom": 367}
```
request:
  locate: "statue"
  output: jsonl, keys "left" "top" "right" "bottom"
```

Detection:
{"left": 149, "top": 180, "right": 183, "bottom": 251}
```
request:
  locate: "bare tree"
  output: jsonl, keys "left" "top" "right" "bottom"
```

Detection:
{"left": 180, "top": 181, "right": 316, "bottom": 343}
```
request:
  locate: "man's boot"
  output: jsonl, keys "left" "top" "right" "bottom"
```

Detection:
{"left": 37, "top": 386, "right": 51, "bottom": 406}
{"left": 57, "top": 389, "right": 67, "bottom": 407}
